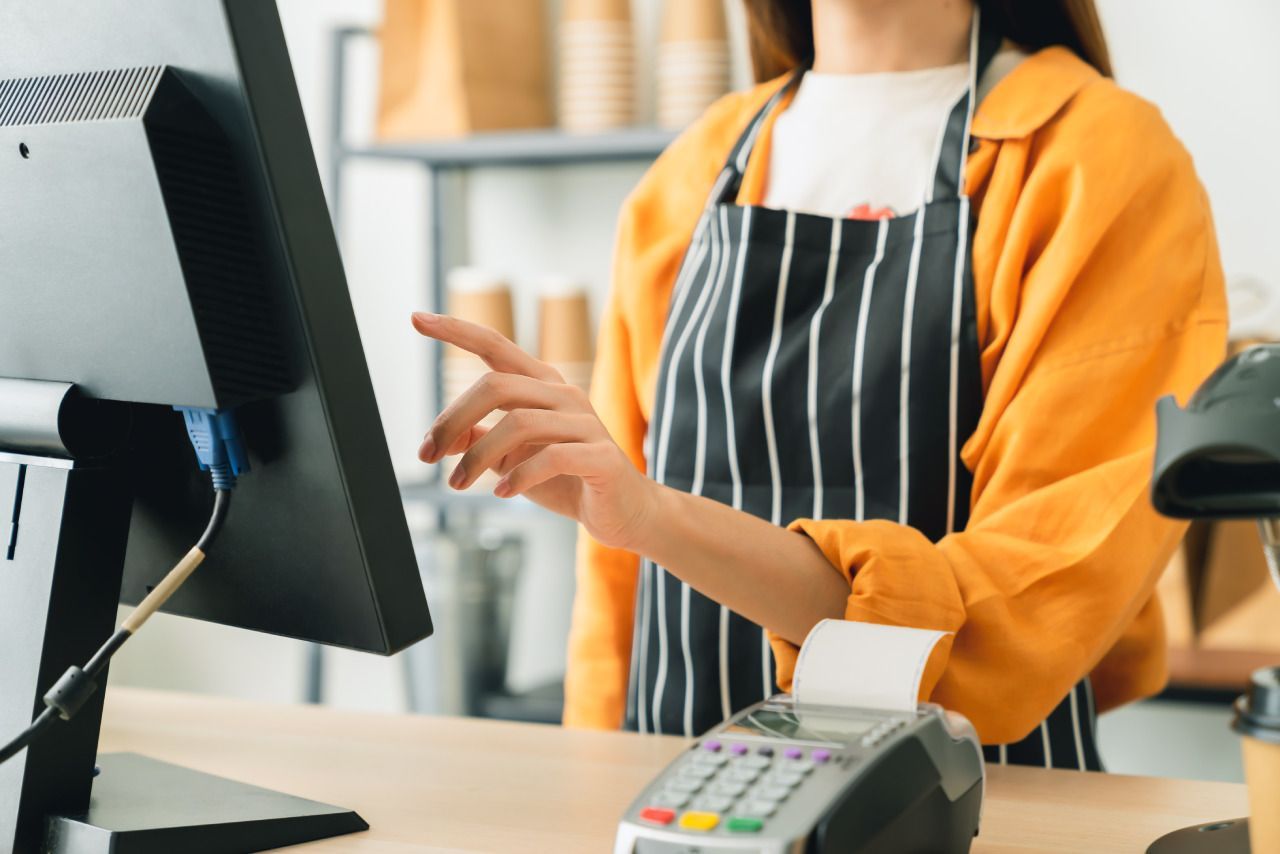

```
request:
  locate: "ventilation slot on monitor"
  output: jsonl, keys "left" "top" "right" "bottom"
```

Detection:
{"left": 0, "top": 66, "right": 163, "bottom": 127}
{"left": 148, "top": 116, "right": 293, "bottom": 403}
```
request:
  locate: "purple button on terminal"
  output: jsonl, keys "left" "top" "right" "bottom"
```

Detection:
{"left": 811, "top": 749, "right": 832, "bottom": 764}
{"left": 703, "top": 740, "right": 723, "bottom": 753}
{"left": 730, "top": 743, "right": 749, "bottom": 756}
{"left": 784, "top": 747, "right": 804, "bottom": 760}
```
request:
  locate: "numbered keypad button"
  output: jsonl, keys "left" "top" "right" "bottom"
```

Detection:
{"left": 679, "top": 763, "right": 716, "bottom": 780}
{"left": 653, "top": 790, "right": 691, "bottom": 808}
{"left": 692, "top": 795, "right": 735, "bottom": 813}
{"left": 756, "top": 784, "right": 791, "bottom": 802}
{"left": 737, "top": 799, "right": 779, "bottom": 818}
{"left": 692, "top": 751, "right": 729, "bottom": 768}
{"left": 768, "top": 771, "right": 805, "bottom": 789}
{"left": 711, "top": 779, "right": 748, "bottom": 797}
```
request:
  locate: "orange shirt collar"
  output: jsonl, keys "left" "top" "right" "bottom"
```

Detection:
{"left": 971, "top": 46, "right": 1099, "bottom": 140}
{"left": 737, "top": 46, "right": 1098, "bottom": 206}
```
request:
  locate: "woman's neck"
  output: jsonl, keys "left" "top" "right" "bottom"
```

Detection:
{"left": 810, "top": 0, "right": 973, "bottom": 74}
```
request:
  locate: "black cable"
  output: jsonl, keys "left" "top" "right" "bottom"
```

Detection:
{"left": 83, "top": 629, "right": 131, "bottom": 681}
{"left": 197, "top": 489, "right": 232, "bottom": 553}
{"left": 0, "top": 486, "right": 231, "bottom": 768}
{"left": 0, "top": 708, "right": 58, "bottom": 766}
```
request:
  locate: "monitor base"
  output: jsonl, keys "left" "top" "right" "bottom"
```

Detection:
{"left": 46, "top": 753, "right": 368, "bottom": 854}
{"left": 1146, "top": 817, "right": 1249, "bottom": 853}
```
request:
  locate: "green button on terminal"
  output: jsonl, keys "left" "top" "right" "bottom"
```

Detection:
{"left": 727, "top": 816, "right": 765, "bottom": 833}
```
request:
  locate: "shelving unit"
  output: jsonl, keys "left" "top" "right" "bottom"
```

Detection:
{"left": 326, "top": 26, "right": 675, "bottom": 515}
{"left": 317, "top": 26, "right": 674, "bottom": 715}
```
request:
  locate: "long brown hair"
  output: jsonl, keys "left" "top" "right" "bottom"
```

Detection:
{"left": 743, "top": 0, "right": 1112, "bottom": 82}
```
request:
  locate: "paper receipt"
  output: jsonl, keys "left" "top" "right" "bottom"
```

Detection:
{"left": 792, "top": 619, "right": 950, "bottom": 711}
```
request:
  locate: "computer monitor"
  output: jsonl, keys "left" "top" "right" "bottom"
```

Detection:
{"left": 0, "top": 1, "right": 433, "bottom": 851}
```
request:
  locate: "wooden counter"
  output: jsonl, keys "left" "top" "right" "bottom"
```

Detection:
{"left": 98, "top": 689, "right": 1248, "bottom": 853}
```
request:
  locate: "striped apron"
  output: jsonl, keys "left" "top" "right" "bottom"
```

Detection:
{"left": 625, "top": 13, "right": 1104, "bottom": 771}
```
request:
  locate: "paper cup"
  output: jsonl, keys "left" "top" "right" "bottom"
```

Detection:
{"left": 561, "top": 82, "right": 635, "bottom": 97}
{"left": 560, "top": 67, "right": 635, "bottom": 82}
{"left": 657, "top": 78, "right": 728, "bottom": 93}
{"left": 445, "top": 270, "right": 515, "bottom": 360}
{"left": 657, "top": 58, "right": 731, "bottom": 74}
{"left": 537, "top": 283, "right": 593, "bottom": 364}
{"left": 563, "top": 49, "right": 637, "bottom": 64}
{"left": 561, "top": 97, "right": 635, "bottom": 110}
{"left": 659, "top": 41, "right": 731, "bottom": 57}
{"left": 560, "top": 24, "right": 634, "bottom": 39}
{"left": 561, "top": 91, "right": 635, "bottom": 105}
{"left": 657, "top": 60, "right": 731, "bottom": 75}
{"left": 562, "top": 75, "right": 635, "bottom": 89}
{"left": 560, "top": 44, "right": 635, "bottom": 58}
{"left": 560, "top": 24, "right": 633, "bottom": 41}
{"left": 559, "top": 36, "right": 635, "bottom": 51}
{"left": 560, "top": 103, "right": 634, "bottom": 111}
{"left": 1234, "top": 668, "right": 1280, "bottom": 852}
{"left": 661, "top": 0, "right": 727, "bottom": 43}
{"left": 563, "top": 0, "right": 631, "bottom": 24}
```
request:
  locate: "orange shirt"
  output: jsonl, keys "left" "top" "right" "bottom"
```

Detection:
{"left": 564, "top": 47, "right": 1228, "bottom": 743}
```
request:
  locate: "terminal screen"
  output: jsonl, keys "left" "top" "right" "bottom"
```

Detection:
{"left": 724, "top": 709, "right": 879, "bottom": 744}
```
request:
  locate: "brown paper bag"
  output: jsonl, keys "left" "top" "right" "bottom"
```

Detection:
{"left": 378, "top": 0, "right": 552, "bottom": 140}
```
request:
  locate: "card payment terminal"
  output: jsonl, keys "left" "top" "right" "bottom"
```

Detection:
{"left": 614, "top": 696, "right": 984, "bottom": 853}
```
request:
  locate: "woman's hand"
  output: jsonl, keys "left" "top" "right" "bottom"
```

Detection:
{"left": 413, "top": 312, "right": 659, "bottom": 551}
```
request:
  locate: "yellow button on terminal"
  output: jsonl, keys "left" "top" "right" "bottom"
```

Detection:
{"left": 679, "top": 811, "right": 721, "bottom": 832}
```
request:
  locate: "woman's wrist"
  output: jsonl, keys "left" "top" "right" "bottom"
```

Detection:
{"left": 614, "top": 477, "right": 680, "bottom": 557}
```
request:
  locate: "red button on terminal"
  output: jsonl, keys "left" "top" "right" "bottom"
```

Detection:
{"left": 639, "top": 807, "right": 676, "bottom": 826}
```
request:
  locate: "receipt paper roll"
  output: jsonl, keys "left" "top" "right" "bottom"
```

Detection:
{"left": 792, "top": 619, "right": 951, "bottom": 711}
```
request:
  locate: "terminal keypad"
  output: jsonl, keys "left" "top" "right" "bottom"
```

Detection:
{"left": 642, "top": 742, "right": 831, "bottom": 835}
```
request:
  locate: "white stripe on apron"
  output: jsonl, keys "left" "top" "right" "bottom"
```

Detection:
{"left": 681, "top": 205, "right": 737, "bottom": 736}
{"left": 853, "top": 221, "right": 891, "bottom": 522}
{"left": 650, "top": 216, "right": 722, "bottom": 734}
{"left": 807, "top": 219, "right": 843, "bottom": 521}
{"left": 718, "top": 206, "right": 752, "bottom": 720}
{"left": 758, "top": 211, "right": 797, "bottom": 698}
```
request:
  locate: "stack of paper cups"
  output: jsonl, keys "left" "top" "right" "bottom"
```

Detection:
{"left": 559, "top": 0, "right": 636, "bottom": 133}
{"left": 536, "top": 277, "right": 594, "bottom": 395}
{"left": 444, "top": 268, "right": 516, "bottom": 490}
{"left": 656, "top": 0, "right": 730, "bottom": 130}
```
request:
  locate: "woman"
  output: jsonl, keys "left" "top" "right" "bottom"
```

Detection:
{"left": 414, "top": 0, "right": 1226, "bottom": 769}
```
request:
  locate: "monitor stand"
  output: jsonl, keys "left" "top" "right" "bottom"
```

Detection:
{"left": 0, "top": 450, "right": 367, "bottom": 854}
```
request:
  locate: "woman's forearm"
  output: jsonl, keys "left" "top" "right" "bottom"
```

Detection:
{"left": 634, "top": 484, "right": 849, "bottom": 645}
{"left": 409, "top": 314, "right": 851, "bottom": 645}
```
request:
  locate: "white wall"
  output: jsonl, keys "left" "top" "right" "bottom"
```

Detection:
{"left": 113, "top": 2, "right": 1280, "bottom": 722}
{"left": 1096, "top": 0, "right": 1280, "bottom": 331}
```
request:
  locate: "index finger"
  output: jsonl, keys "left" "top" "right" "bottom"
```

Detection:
{"left": 412, "top": 313, "right": 561, "bottom": 382}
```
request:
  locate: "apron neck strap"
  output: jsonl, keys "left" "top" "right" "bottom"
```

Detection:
{"left": 929, "top": 8, "right": 1002, "bottom": 201}
{"left": 709, "top": 67, "right": 805, "bottom": 208}
{"left": 709, "top": 6, "right": 1002, "bottom": 210}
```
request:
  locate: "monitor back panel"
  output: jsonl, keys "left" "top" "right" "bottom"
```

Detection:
{"left": 0, "top": 0, "right": 432, "bottom": 654}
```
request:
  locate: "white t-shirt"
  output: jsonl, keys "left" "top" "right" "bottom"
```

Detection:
{"left": 763, "top": 49, "right": 1026, "bottom": 220}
